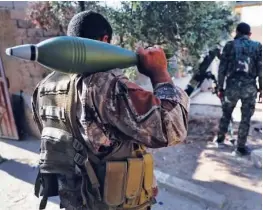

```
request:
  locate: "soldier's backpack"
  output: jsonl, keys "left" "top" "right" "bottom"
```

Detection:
{"left": 233, "top": 37, "right": 260, "bottom": 76}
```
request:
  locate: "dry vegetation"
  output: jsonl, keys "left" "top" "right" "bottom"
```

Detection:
{"left": 186, "top": 117, "right": 219, "bottom": 142}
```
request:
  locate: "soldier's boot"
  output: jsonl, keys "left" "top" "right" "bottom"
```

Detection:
{"left": 214, "top": 134, "right": 227, "bottom": 148}
{"left": 234, "top": 146, "right": 251, "bottom": 156}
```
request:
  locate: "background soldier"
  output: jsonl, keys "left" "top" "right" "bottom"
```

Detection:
{"left": 215, "top": 22, "right": 262, "bottom": 156}
{"left": 32, "top": 11, "right": 189, "bottom": 210}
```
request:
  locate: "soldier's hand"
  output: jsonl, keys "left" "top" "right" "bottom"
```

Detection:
{"left": 152, "top": 175, "right": 158, "bottom": 197}
{"left": 137, "top": 46, "right": 170, "bottom": 84}
{"left": 217, "top": 91, "right": 224, "bottom": 100}
{"left": 258, "top": 90, "right": 262, "bottom": 103}
{"left": 153, "top": 186, "right": 158, "bottom": 197}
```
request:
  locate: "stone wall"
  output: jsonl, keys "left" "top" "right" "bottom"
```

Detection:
{"left": 0, "top": 1, "right": 59, "bottom": 138}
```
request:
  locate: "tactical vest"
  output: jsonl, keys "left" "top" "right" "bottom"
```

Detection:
{"left": 32, "top": 71, "right": 156, "bottom": 210}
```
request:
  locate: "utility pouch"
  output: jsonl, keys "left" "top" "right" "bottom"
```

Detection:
{"left": 35, "top": 172, "right": 59, "bottom": 209}
{"left": 35, "top": 173, "right": 59, "bottom": 198}
{"left": 103, "top": 161, "right": 127, "bottom": 206}
{"left": 142, "top": 153, "right": 154, "bottom": 200}
{"left": 124, "top": 158, "right": 144, "bottom": 207}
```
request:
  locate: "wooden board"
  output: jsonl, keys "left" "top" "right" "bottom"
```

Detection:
{"left": 0, "top": 56, "right": 19, "bottom": 140}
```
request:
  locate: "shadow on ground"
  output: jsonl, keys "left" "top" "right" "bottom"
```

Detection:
{"left": 0, "top": 159, "right": 37, "bottom": 184}
{"left": 204, "top": 146, "right": 262, "bottom": 182}
{"left": 0, "top": 137, "right": 39, "bottom": 154}
{"left": 0, "top": 159, "right": 60, "bottom": 206}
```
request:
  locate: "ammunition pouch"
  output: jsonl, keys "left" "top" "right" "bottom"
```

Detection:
{"left": 102, "top": 153, "right": 155, "bottom": 210}
{"left": 56, "top": 150, "right": 156, "bottom": 210}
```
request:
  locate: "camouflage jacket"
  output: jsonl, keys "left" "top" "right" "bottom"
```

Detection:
{"left": 218, "top": 35, "right": 262, "bottom": 91}
{"left": 76, "top": 70, "right": 189, "bottom": 156}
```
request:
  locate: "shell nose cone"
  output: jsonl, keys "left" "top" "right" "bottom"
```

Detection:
{"left": 5, "top": 44, "right": 34, "bottom": 61}
{"left": 5, "top": 48, "right": 12, "bottom": 56}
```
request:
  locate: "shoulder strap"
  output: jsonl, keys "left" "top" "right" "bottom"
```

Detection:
{"left": 67, "top": 74, "right": 101, "bottom": 163}
{"left": 66, "top": 74, "right": 102, "bottom": 201}
{"left": 32, "top": 86, "right": 43, "bottom": 133}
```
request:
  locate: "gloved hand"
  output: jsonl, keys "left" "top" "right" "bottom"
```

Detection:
{"left": 137, "top": 46, "right": 170, "bottom": 85}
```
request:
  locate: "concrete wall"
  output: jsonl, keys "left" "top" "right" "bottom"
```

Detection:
{"left": 0, "top": 1, "right": 60, "bottom": 138}
{"left": 235, "top": 5, "right": 262, "bottom": 43}
{"left": 251, "top": 26, "right": 262, "bottom": 43}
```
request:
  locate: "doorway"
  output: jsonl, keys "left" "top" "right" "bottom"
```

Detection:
{"left": 0, "top": 56, "right": 19, "bottom": 140}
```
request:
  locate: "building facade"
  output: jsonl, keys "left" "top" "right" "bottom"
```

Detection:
{"left": 234, "top": 1, "right": 262, "bottom": 43}
{"left": 0, "top": 1, "right": 59, "bottom": 138}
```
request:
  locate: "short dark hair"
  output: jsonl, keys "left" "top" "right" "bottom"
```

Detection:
{"left": 236, "top": 22, "right": 251, "bottom": 35}
{"left": 67, "top": 11, "right": 113, "bottom": 42}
